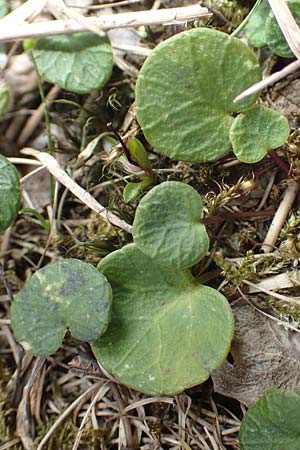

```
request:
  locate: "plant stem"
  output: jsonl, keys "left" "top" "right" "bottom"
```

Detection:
{"left": 203, "top": 209, "right": 275, "bottom": 224}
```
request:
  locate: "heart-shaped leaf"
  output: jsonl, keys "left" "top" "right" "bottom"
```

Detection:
{"left": 239, "top": 390, "right": 300, "bottom": 450}
{"left": 245, "top": 0, "right": 269, "bottom": 48}
{"left": 93, "top": 243, "right": 234, "bottom": 395}
{"left": 136, "top": 28, "right": 262, "bottom": 163}
{"left": 133, "top": 181, "right": 209, "bottom": 269}
{"left": 265, "top": 0, "right": 300, "bottom": 58}
{"left": 230, "top": 105, "right": 290, "bottom": 163}
{"left": 0, "top": 154, "right": 20, "bottom": 232}
{"left": 33, "top": 32, "right": 113, "bottom": 94}
{"left": 11, "top": 259, "right": 112, "bottom": 356}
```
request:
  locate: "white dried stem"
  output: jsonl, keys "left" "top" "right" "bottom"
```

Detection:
{"left": 46, "top": 0, "right": 106, "bottom": 37}
{"left": 0, "top": 0, "right": 46, "bottom": 27}
{"left": 248, "top": 271, "right": 300, "bottom": 293}
{"left": 0, "top": 4, "right": 210, "bottom": 43}
{"left": 21, "top": 148, "right": 133, "bottom": 233}
{"left": 234, "top": 60, "right": 300, "bottom": 102}
{"left": 244, "top": 279, "right": 300, "bottom": 306}
{"left": 261, "top": 180, "right": 300, "bottom": 253}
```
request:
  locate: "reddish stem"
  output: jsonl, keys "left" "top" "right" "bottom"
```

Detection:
{"left": 269, "top": 150, "right": 290, "bottom": 175}
{"left": 203, "top": 209, "right": 276, "bottom": 224}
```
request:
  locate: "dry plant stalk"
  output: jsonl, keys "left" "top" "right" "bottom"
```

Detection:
{"left": 0, "top": 4, "right": 210, "bottom": 43}
{"left": 21, "top": 148, "right": 133, "bottom": 233}
{"left": 261, "top": 180, "right": 300, "bottom": 253}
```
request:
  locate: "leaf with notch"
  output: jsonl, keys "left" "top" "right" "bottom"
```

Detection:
{"left": 133, "top": 181, "right": 209, "bottom": 269}
{"left": 230, "top": 105, "right": 290, "bottom": 163}
{"left": 11, "top": 259, "right": 112, "bottom": 356}
{"left": 93, "top": 243, "right": 234, "bottom": 395}
{"left": 136, "top": 28, "right": 262, "bottom": 163}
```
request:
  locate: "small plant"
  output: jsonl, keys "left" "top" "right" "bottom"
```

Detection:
{"left": 0, "top": 154, "right": 20, "bottom": 232}
{"left": 123, "top": 138, "right": 155, "bottom": 203}
{"left": 239, "top": 389, "right": 300, "bottom": 450}
{"left": 135, "top": 27, "right": 289, "bottom": 164}
{"left": 32, "top": 32, "right": 113, "bottom": 94}
{"left": 93, "top": 181, "right": 234, "bottom": 395}
{"left": 245, "top": 0, "right": 300, "bottom": 57}
{"left": 11, "top": 182, "right": 234, "bottom": 395}
{"left": 11, "top": 259, "right": 112, "bottom": 356}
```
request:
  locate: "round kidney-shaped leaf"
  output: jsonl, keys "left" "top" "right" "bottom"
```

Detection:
{"left": 240, "top": 390, "right": 300, "bottom": 450}
{"left": 33, "top": 33, "right": 113, "bottom": 94}
{"left": 93, "top": 244, "right": 234, "bottom": 395}
{"left": 136, "top": 28, "right": 262, "bottom": 163}
{"left": 230, "top": 106, "right": 290, "bottom": 163}
{"left": 133, "top": 181, "right": 209, "bottom": 269}
{"left": 11, "top": 259, "right": 112, "bottom": 356}
{"left": 0, "top": 154, "right": 20, "bottom": 232}
{"left": 265, "top": 0, "right": 300, "bottom": 58}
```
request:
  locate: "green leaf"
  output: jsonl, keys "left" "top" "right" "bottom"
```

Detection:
{"left": 0, "top": 0, "right": 8, "bottom": 17}
{"left": 133, "top": 181, "right": 209, "bottom": 269}
{"left": 230, "top": 105, "right": 290, "bottom": 163}
{"left": 265, "top": 0, "right": 300, "bottom": 58}
{"left": 127, "top": 138, "right": 152, "bottom": 172}
{"left": 11, "top": 259, "right": 112, "bottom": 356}
{"left": 23, "top": 39, "right": 36, "bottom": 52}
{"left": 0, "top": 155, "right": 20, "bottom": 232}
{"left": 245, "top": 0, "right": 270, "bottom": 47}
{"left": 239, "top": 390, "right": 300, "bottom": 450}
{"left": 136, "top": 28, "right": 262, "bottom": 163}
{"left": 93, "top": 243, "right": 234, "bottom": 395}
{"left": 33, "top": 32, "right": 113, "bottom": 94}
{"left": 0, "top": 82, "right": 9, "bottom": 116}
{"left": 123, "top": 176, "right": 153, "bottom": 204}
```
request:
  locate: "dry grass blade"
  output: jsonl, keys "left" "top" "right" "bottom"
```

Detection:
{"left": 0, "top": 4, "right": 210, "bottom": 43}
{"left": 262, "top": 180, "right": 300, "bottom": 253}
{"left": 20, "top": 148, "right": 133, "bottom": 233}
{"left": 0, "top": 0, "right": 46, "bottom": 27}
{"left": 72, "top": 383, "right": 110, "bottom": 450}
{"left": 36, "top": 381, "right": 103, "bottom": 450}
